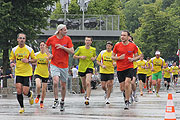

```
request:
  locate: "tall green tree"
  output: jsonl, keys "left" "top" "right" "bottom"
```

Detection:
{"left": 0, "top": 0, "right": 56, "bottom": 87}
{"left": 134, "top": 0, "right": 178, "bottom": 61}
{"left": 123, "top": 0, "right": 144, "bottom": 33}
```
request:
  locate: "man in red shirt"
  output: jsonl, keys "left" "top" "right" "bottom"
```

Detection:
{"left": 46, "top": 24, "right": 74, "bottom": 111}
{"left": 112, "top": 30, "right": 139, "bottom": 110}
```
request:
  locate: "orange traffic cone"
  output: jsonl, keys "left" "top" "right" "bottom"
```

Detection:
{"left": 164, "top": 93, "right": 176, "bottom": 120}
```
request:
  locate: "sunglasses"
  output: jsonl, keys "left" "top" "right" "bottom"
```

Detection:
{"left": 18, "top": 37, "right": 26, "bottom": 39}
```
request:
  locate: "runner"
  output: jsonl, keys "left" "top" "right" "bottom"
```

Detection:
{"left": 34, "top": 41, "right": 50, "bottom": 108}
{"left": 171, "top": 62, "right": 179, "bottom": 87}
{"left": 112, "top": 30, "right": 139, "bottom": 110}
{"left": 137, "top": 55, "right": 147, "bottom": 96}
{"left": 9, "top": 33, "right": 36, "bottom": 113}
{"left": 163, "top": 62, "right": 171, "bottom": 91}
{"left": 73, "top": 36, "right": 96, "bottom": 105}
{"left": 149, "top": 51, "right": 165, "bottom": 97}
{"left": 129, "top": 36, "right": 142, "bottom": 103}
{"left": 96, "top": 41, "right": 116, "bottom": 104}
{"left": 46, "top": 24, "right": 74, "bottom": 111}
{"left": 146, "top": 57, "right": 153, "bottom": 93}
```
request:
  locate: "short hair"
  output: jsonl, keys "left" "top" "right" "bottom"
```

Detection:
{"left": 106, "top": 41, "right": 113, "bottom": 46}
{"left": 85, "top": 36, "right": 93, "bottom": 41}
{"left": 17, "top": 33, "right": 26, "bottom": 38}
{"left": 122, "top": 30, "right": 130, "bottom": 36}
{"left": 39, "top": 41, "right": 45, "bottom": 45}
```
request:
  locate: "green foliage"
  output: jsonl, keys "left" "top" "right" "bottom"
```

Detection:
{"left": 123, "top": 0, "right": 144, "bottom": 32}
{"left": 134, "top": 0, "right": 179, "bottom": 61}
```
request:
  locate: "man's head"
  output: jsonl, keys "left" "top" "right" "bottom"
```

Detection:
{"left": 85, "top": 36, "right": 93, "bottom": 46}
{"left": 106, "top": 41, "right": 113, "bottom": 51}
{"left": 155, "top": 50, "right": 160, "bottom": 58}
{"left": 17, "top": 33, "right": 26, "bottom": 46}
{"left": 140, "top": 54, "right": 144, "bottom": 60}
{"left": 55, "top": 24, "right": 67, "bottom": 36}
{"left": 40, "top": 41, "right": 46, "bottom": 51}
{"left": 173, "top": 62, "right": 176, "bottom": 66}
{"left": 121, "top": 30, "right": 130, "bottom": 42}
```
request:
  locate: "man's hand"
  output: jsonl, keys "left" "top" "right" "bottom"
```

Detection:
{"left": 80, "top": 56, "right": 87, "bottom": 59}
{"left": 119, "top": 54, "right": 125, "bottom": 60}
{"left": 91, "top": 57, "right": 96, "bottom": 61}
{"left": 102, "top": 65, "right": 106, "bottom": 69}
{"left": 21, "top": 58, "right": 29, "bottom": 63}
{"left": 128, "top": 57, "right": 134, "bottom": 62}
{"left": 10, "top": 63, "right": 16, "bottom": 68}
{"left": 55, "top": 44, "right": 64, "bottom": 49}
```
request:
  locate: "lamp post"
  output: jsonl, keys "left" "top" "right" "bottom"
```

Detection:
{"left": 77, "top": 0, "right": 91, "bottom": 30}
{"left": 60, "top": 0, "right": 71, "bottom": 22}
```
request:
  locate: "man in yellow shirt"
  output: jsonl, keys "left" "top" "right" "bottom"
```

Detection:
{"left": 171, "top": 62, "right": 179, "bottom": 86}
{"left": 96, "top": 41, "right": 116, "bottom": 104}
{"left": 146, "top": 57, "right": 153, "bottom": 93}
{"left": 137, "top": 55, "right": 147, "bottom": 96}
{"left": 163, "top": 63, "right": 171, "bottom": 91}
{"left": 149, "top": 51, "right": 165, "bottom": 97}
{"left": 9, "top": 33, "right": 36, "bottom": 113}
{"left": 73, "top": 36, "right": 96, "bottom": 105}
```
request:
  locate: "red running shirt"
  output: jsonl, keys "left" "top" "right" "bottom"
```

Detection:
{"left": 113, "top": 42, "right": 138, "bottom": 71}
{"left": 46, "top": 35, "right": 73, "bottom": 68}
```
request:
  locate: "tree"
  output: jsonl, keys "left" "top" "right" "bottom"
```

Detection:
{"left": 0, "top": 0, "right": 56, "bottom": 87}
{"left": 123, "top": 0, "right": 144, "bottom": 33}
{"left": 134, "top": 0, "right": 178, "bottom": 61}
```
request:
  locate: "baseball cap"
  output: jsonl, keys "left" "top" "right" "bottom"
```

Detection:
{"left": 54, "top": 24, "right": 66, "bottom": 34}
{"left": 155, "top": 51, "right": 160, "bottom": 55}
{"left": 106, "top": 41, "right": 113, "bottom": 46}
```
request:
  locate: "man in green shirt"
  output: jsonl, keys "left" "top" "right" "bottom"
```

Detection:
{"left": 73, "top": 36, "right": 96, "bottom": 105}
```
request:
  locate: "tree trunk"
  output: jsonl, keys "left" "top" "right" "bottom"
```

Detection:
{"left": 3, "top": 48, "right": 9, "bottom": 88}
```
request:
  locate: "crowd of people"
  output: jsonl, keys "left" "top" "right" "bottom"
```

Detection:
{"left": 8, "top": 24, "right": 179, "bottom": 113}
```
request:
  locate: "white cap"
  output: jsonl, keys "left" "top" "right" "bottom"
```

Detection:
{"left": 155, "top": 51, "right": 160, "bottom": 55}
{"left": 54, "top": 24, "right": 66, "bottom": 34}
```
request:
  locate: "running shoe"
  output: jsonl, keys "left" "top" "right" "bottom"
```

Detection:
{"left": 140, "top": 91, "right": 143, "bottom": 96}
{"left": 60, "top": 101, "right": 65, "bottom": 111}
{"left": 40, "top": 103, "right": 44, "bottom": 108}
{"left": 85, "top": 97, "right": 89, "bottom": 105}
{"left": 153, "top": 88, "right": 155, "bottom": 93}
{"left": 134, "top": 95, "right": 138, "bottom": 102}
{"left": 35, "top": 97, "right": 39, "bottom": 104}
{"left": 52, "top": 100, "right": 59, "bottom": 109}
{"left": 156, "top": 93, "right": 160, "bottom": 97}
{"left": 124, "top": 101, "right": 130, "bottom": 110}
{"left": 144, "top": 85, "right": 147, "bottom": 89}
{"left": 19, "top": 108, "right": 25, "bottom": 113}
{"left": 105, "top": 98, "right": 110, "bottom": 104}
{"left": 29, "top": 91, "right": 34, "bottom": 105}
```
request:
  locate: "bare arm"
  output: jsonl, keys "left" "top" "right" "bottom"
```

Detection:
{"left": 55, "top": 44, "right": 74, "bottom": 54}
{"left": 96, "top": 60, "right": 106, "bottom": 69}
{"left": 73, "top": 55, "right": 86, "bottom": 59}
{"left": 111, "top": 52, "right": 125, "bottom": 61}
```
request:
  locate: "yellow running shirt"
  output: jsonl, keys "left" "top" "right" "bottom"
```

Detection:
{"left": 34, "top": 52, "right": 49, "bottom": 78}
{"left": 163, "top": 67, "right": 171, "bottom": 78}
{"left": 171, "top": 66, "right": 179, "bottom": 75}
{"left": 96, "top": 50, "right": 114, "bottom": 74}
{"left": 137, "top": 60, "right": 147, "bottom": 74}
{"left": 9, "top": 45, "right": 36, "bottom": 76}
{"left": 149, "top": 57, "right": 165, "bottom": 74}
{"left": 146, "top": 62, "right": 152, "bottom": 76}
{"left": 133, "top": 47, "right": 142, "bottom": 69}
{"left": 74, "top": 46, "right": 96, "bottom": 72}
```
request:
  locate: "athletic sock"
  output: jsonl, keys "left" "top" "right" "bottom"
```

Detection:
{"left": 27, "top": 90, "right": 31, "bottom": 97}
{"left": 17, "top": 94, "right": 24, "bottom": 108}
